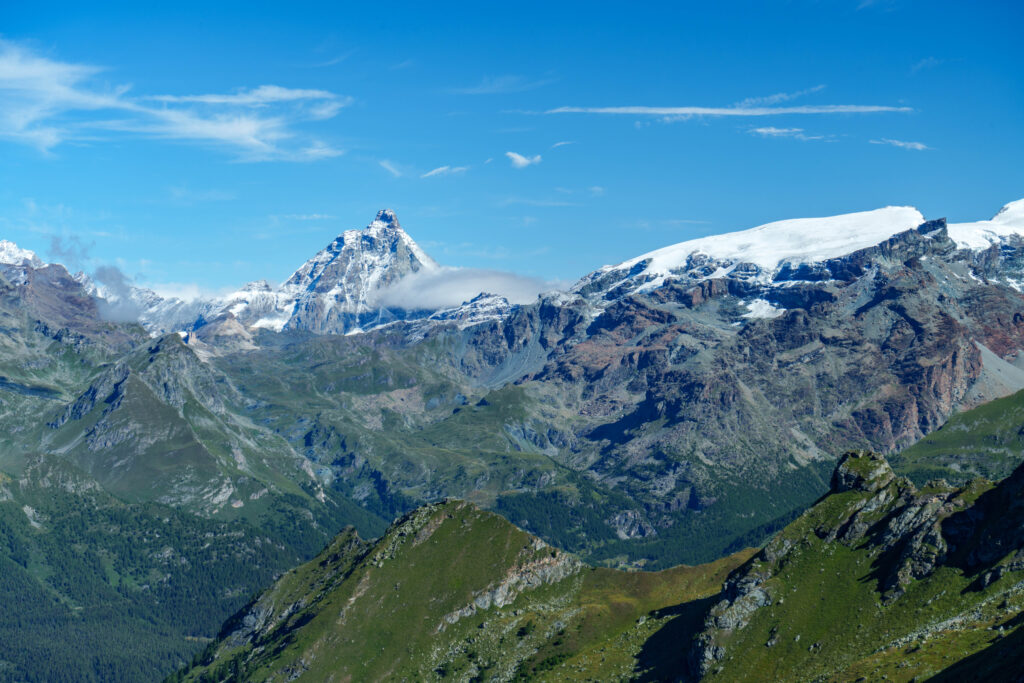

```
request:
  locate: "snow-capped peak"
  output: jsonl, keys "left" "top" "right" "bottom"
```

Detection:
{"left": 0, "top": 239, "right": 44, "bottom": 268}
{"left": 947, "top": 198, "right": 1024, "bottom": 249}
{"left": 616, "top": 205, "right": 925, "bottom": 275}
{"left": 571, "top": 205, "right": 926, "bottom": 299}
{"left": 216, "top": 210, "right": 442, "bottom": 334}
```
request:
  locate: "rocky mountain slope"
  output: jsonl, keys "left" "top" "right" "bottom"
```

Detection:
{"left": 406, "top": 202, "right": 1024, "bottom": 566}
{"left": 691, "top": 450, "right": 1024, "bottom": 681}
{"left": 178, "top": 450, "right": 1024, "bottom": 682}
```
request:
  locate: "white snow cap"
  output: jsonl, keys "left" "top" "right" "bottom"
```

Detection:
{"left": 0, "top": 240, "right": 44, "bottom": 268}
{"left": 613, "top": 206, "right": 925, "bottom": 275}
{"left": 947, "top": 198, "right": 1024, "bottom": 250}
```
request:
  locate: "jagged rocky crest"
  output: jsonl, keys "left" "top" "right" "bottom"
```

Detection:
{"left": 689, "top": 450, "right": 1024, "bottom": 680}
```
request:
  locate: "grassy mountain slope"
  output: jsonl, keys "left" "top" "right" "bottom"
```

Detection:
{"left": 176, "top": 501, "right": 753, "bottom": 682}
{"left": 891, "top": 387, "right": 1024, "bottom": 486}
{"left": 180, "top": 451, "right": 1024, "bottom": 682}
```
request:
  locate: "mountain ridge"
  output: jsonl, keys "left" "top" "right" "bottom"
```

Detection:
{"left": 5, "top": 198, "right": 1024, "bottom": 341}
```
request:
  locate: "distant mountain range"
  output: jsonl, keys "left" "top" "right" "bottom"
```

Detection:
{"left": 3, "top": 197, "right": 1024, "bottom": 680}
{"left": 7, "top": 198, "right": 1024, "bottom": 343}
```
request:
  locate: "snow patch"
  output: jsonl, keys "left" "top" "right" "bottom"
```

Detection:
{"left": 742, "top": 298, "right": 786, "bottom": 319}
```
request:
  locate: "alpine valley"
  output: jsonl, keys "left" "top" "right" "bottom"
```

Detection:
{"left": 4, "top": 199, "right": 1024, "bottom": 681}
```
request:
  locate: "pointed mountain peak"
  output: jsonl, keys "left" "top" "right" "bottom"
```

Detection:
{"left": 0, "top": 239, "right": 44, "bottom": 268}
{"left": 371, "top": 208, "right": 401, "bottom": 229}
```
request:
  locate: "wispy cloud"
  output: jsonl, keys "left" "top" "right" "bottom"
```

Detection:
{"left": 297, "top": 141, "right": 345, "bottom": 160}
{"left": 734, "top": 84, "right": 825, "bottom": 108}
{"left": 870, "top": 138, "right": 930, "bottom": 150}
{"left": 307, "top": 50, "right": 357, "bottom": 68}
{"left": 910, "top": 57, "right": 943, "bottom": 74}
{"left": 547, "top": 104, "right": 912, "bottom": 117}
{"left": 748, "top": 126, "right": 827, "bottom": 141}
{"left": 0, "top": 40, "right": 346, "bottom": 160}
{"left": 551, "top": 140, "right": 575, "bottom": 148}
{"left": 589, "top": 186, "right": 605, "bottom": 196}
{"left": 421, "top": 165, "right": 469, "bottom": 178}
{"left": 146, "top": 85, "right": 342, "bottom": 106}
{"left": 506, "top": 151, "right": 541, "bottom": 168}
{"left": 379, "top": 159, "right": 403, "bottom": 177}
{"left": 450, "top": 74, "right": 556, "bottom": 95}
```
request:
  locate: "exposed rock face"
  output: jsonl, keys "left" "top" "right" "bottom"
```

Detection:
{"left": 689, "top": 451, "right": 1024, "bottom": 677}
{"left": 426, "top": 218, "right": 1024, "bottom": 555}
{"left": 831, "top": 451, "right": 895, "bottom": 493}
{"left": 274, "top": 209, "right": 439, "bottom": 334}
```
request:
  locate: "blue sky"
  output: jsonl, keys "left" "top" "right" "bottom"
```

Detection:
{"left": 1, "top": 0, "right": 1021, "bottom": 299}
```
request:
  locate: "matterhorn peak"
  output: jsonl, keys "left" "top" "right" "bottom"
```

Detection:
{"left": 371, "top": 208, "right": 401, "bottom": 229}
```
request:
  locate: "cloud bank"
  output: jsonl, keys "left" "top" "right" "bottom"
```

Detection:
{"left": 370, "top": 266, "right": 553, "bottom": 309}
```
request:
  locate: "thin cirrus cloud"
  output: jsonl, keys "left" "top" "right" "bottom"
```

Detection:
{"left": 546, "top": 104, "right": 912, "bottom": 117}
{"left": 734, "top": 85, "right": 826, "bottom": 108}
{"left": 378, "top": 160, "right": 403, "bottom": 177}
{"left": 910, "top": 57, "right": 943, "bottom": 75}
{"left": 749, "top": 126, "right": 828, "bottom": 141}
{"left": 0, "top": 39, "right": 347, "bottom": 161}
{"left": 421, "top": 165, "right": 469, "bottom": 178}
{"left": 449, "top": 74, "right": 557, "bottom": 95}
{"left": 505, "top": 151, "right": 541, "bottom": 168}
{"left": 870, "top": 138, "right": 930, "bottom": 150}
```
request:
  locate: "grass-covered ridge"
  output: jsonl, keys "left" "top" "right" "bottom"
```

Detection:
{"left": 178, "top": 451, "right": 1024, "bottom": 682}
{"left": 694, "top": 451, "right": 1024, "bottom": 682}
{"left": 175, "top": 500, "right": 754, "bottom": 682}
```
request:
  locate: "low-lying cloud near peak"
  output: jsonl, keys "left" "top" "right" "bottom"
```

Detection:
{"left": 370, "top": 266, "right": 557, "bottom": 310}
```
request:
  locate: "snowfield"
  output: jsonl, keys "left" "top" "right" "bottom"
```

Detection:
{"left": 611, "top": 205, "right": 926, "bottom": 276}
{"left": 947, "top": 198, "right": 1024, "bottom": 250}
